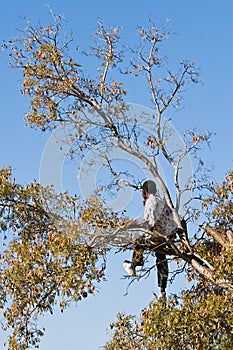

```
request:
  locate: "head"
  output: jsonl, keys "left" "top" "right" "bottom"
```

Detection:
{"left": 141, "top": 180, "right": 157, "bottom": 205}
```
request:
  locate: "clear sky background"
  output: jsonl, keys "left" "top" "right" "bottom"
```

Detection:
{"left": 0, "top": 1, "right": 232, "bottom": 349}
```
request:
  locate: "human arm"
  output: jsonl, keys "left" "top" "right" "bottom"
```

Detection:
{"left": 122, "top": 194, "right": 163, "bottom": 231}
{"left": 123, "top": 218, "right": 149, "bottom": 230}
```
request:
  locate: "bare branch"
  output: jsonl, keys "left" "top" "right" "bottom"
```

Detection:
{"left": 205, "top": 224, "right": 228, "bottom": 247}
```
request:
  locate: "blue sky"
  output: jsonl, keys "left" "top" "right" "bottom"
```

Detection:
{"left": 0, "top": 0, "right": 232, "bottom": 349}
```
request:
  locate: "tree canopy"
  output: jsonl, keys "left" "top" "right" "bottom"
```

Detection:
{"left": 1, "top": 14, "right": 232, "bottom": 349}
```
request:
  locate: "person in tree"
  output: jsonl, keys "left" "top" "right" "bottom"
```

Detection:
{"left": 123, "top": 180, "right": 186, "bottom": 299}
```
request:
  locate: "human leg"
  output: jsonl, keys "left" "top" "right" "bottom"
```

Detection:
{"left": 123, "top": 239, "right": 145, "bottom": 276}
{"left": 155, "top": 252, "right": 168, "bottom": 298}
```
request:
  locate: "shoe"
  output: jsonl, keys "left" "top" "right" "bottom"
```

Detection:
{"left": 123, "top": 260, "right": 136, "bottom": 276}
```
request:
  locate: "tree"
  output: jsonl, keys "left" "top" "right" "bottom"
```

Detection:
{"left": 1, "top": 13, "right": 232, "bottom": 348}
{"left": 104, "top": 171, "right": 233, "bottom": 349}
{"left": 0, "top": 167, "right": 107, "bottom": 349}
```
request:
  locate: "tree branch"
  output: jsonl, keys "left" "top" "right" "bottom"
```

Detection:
{"left": 205, "top": 224, "right": 228, "bottom": 247}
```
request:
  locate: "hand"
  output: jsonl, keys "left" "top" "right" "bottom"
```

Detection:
{"left": 122, "top": 220, "right": 135, "bottom": 230}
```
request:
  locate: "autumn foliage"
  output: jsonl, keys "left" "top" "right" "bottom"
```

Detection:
{"left": 1, "top": 14, "right": 232, "bottom": 349}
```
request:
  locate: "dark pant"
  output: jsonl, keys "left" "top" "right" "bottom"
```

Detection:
{"left": 130, "top": 221, "right": 188, "bottom": 289}
{"left": 131, "top": 240, "right": 145, "bottom": 268}
{"left": 131, "top": 240, "right": 168, "bottom": 291}
{"left": 155, "top": 252, "right": 168, "bottom": 291}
